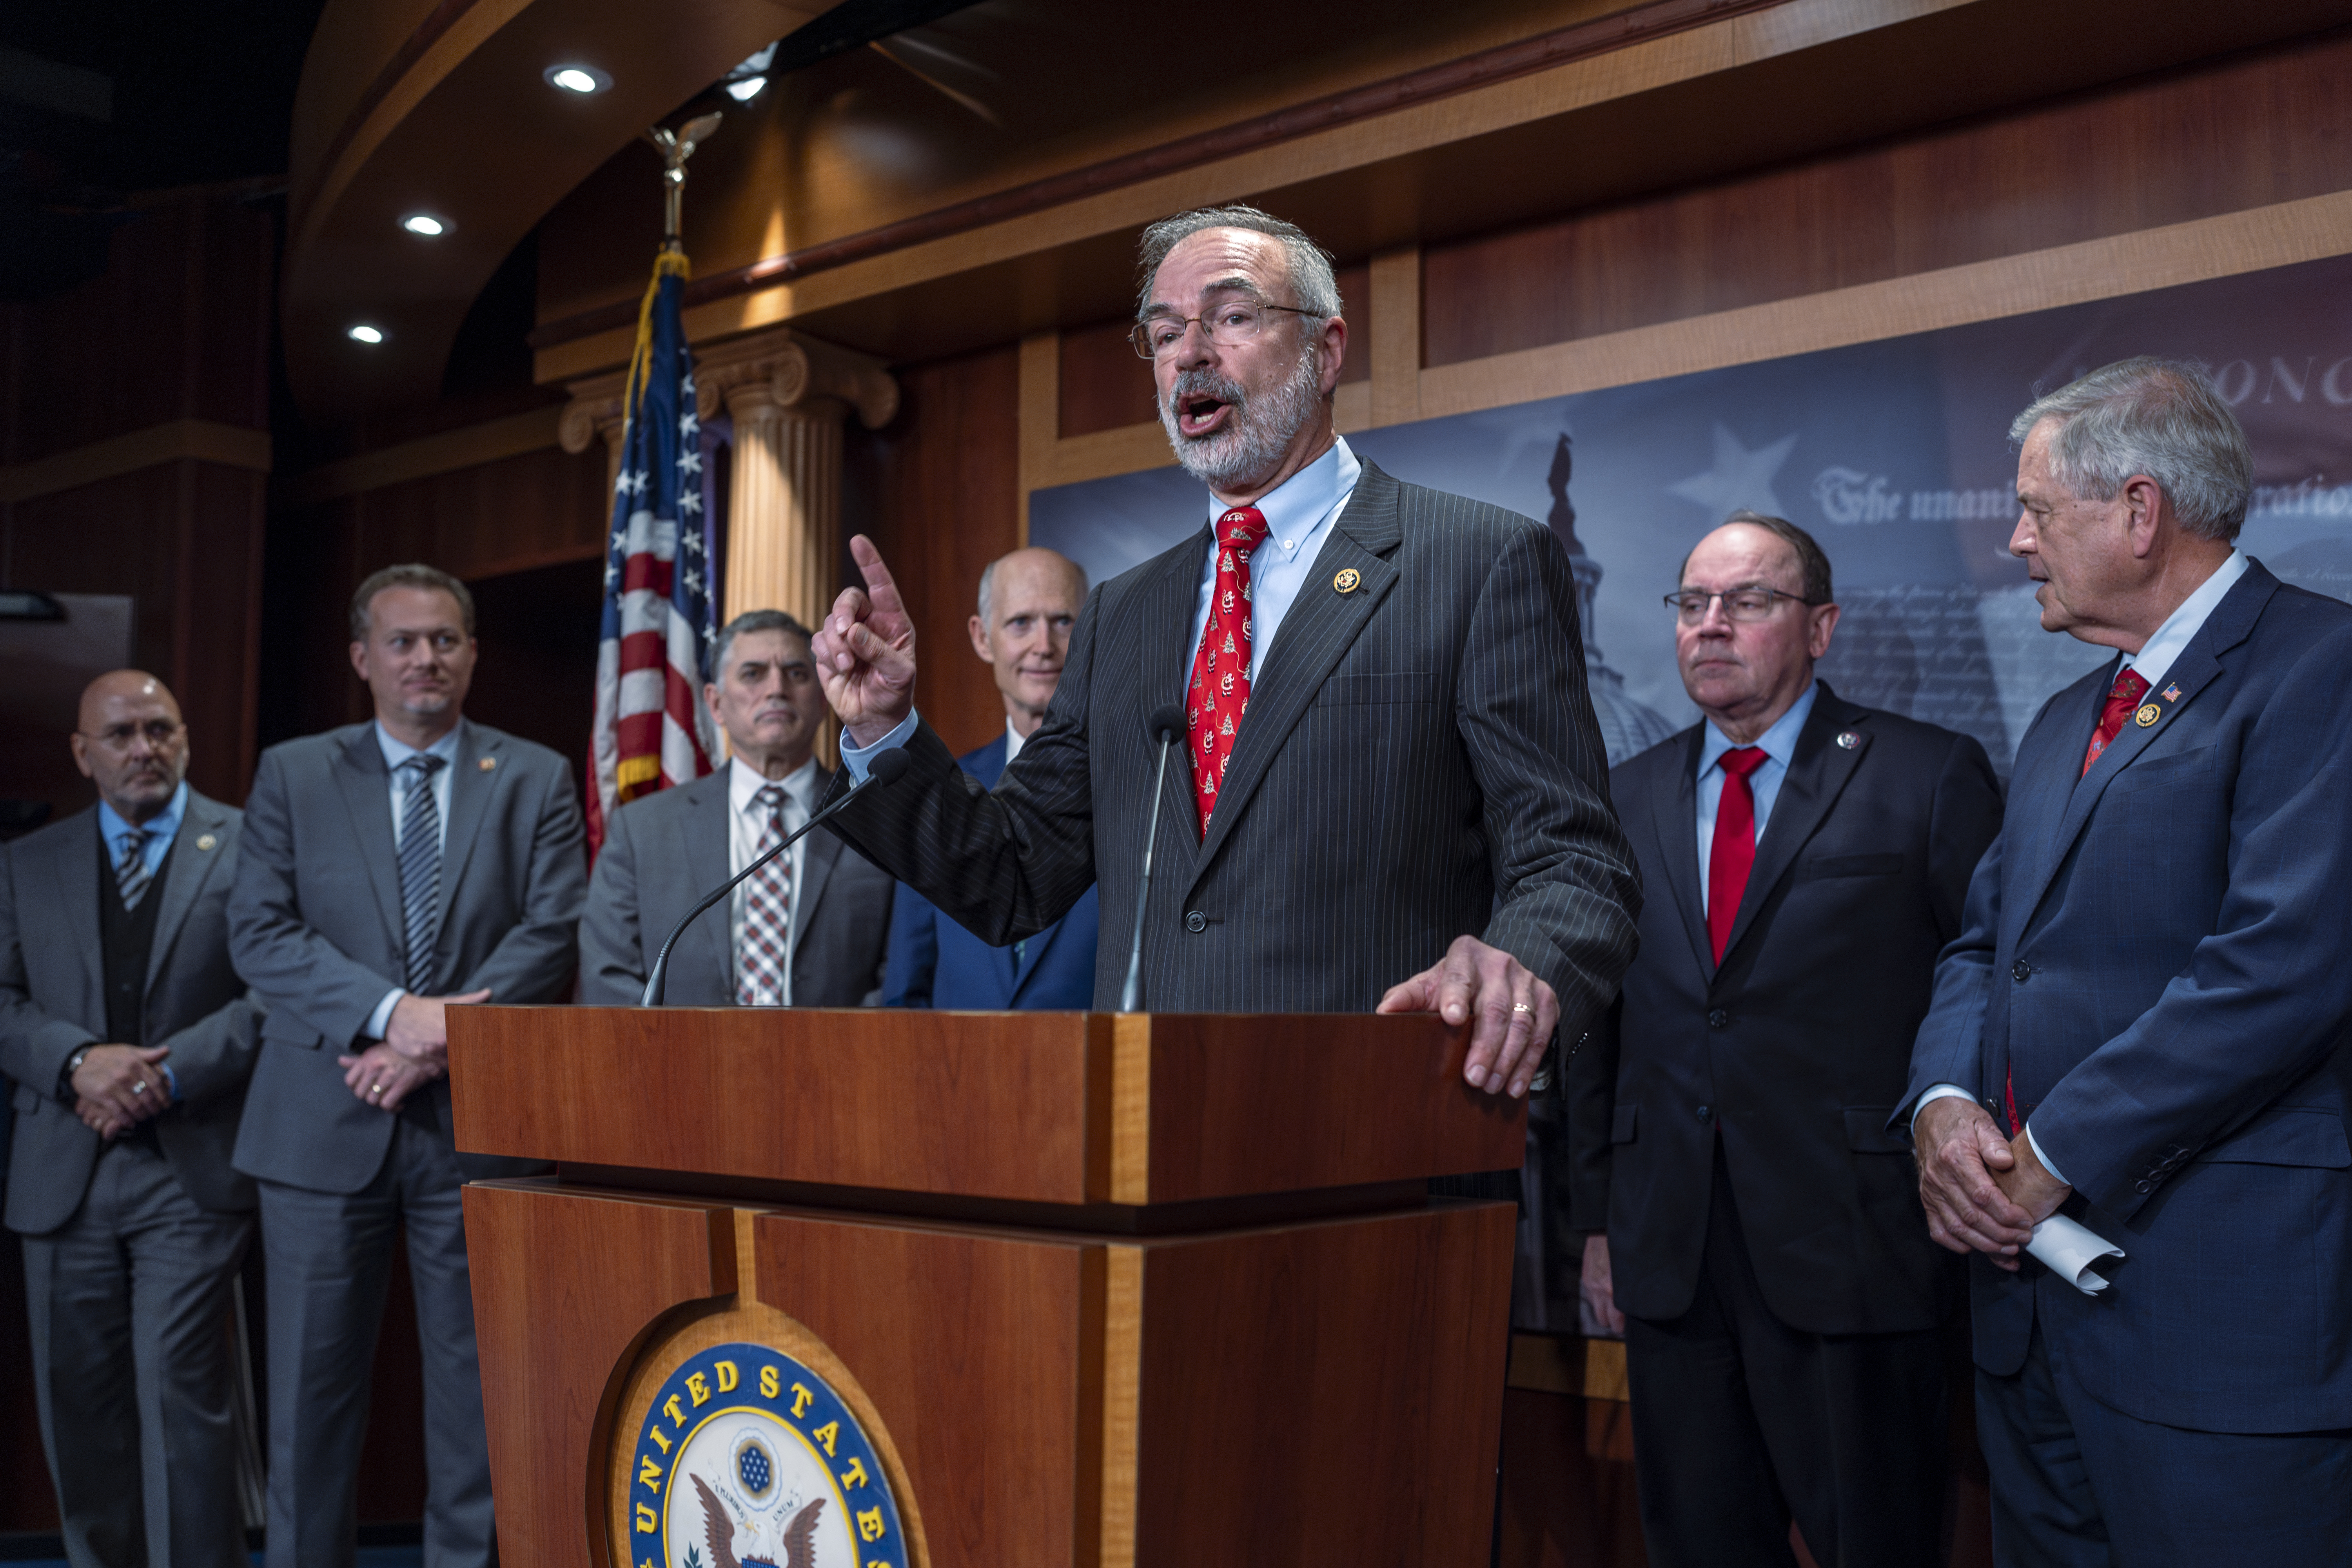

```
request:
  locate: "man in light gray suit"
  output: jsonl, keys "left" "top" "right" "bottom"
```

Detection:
{"left": 582, "top": 610, "right": 894, "bottom": 1007}
{"left": 0, "top": 670, "right": 261, "bottom": 1568}
{"left": 812, "top": 206, "right": 1639, "bottom": 1092}
{"left": 228, "top": 564, "right": 586, "bottom": 1568}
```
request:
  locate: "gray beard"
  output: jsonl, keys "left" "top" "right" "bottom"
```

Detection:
{"left": 1159, "top": 347, "right": 1323, "bottom": 492}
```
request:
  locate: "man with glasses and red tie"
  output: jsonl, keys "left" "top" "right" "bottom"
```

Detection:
{"left": 1568, "top": 512, "right": 2002, "bottom": 1568}
{"left": 808, "top": 201, "right": 1639, "bottom": 1105}
{"left": 0, "top": 671, "right": 263, "bottom": 1568}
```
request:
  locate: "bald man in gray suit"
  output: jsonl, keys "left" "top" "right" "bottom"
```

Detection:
{"left": 0, "top": 671, "right": 261, "bottom": 1568}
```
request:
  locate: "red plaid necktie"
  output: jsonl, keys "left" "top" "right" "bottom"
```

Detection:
{"left": 1707, "top": 747, "right": 1770, "bottom": 964}
{"left": 2081, "top": 666, "right": 2151, "bottom": 775}
{"left": 1187, "top": 506, "right": 1270, "bottom": 837}
{"left": 735, "top": 784, "right": 792, "bottom": 1006}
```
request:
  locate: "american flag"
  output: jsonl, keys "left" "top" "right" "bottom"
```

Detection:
{"left": 587, "top": 256, "right": 721, "bottom": 856}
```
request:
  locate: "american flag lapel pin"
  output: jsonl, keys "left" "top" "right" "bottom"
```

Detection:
{"left": 2161, "top": 684, "right": 2182, "bottom": 703}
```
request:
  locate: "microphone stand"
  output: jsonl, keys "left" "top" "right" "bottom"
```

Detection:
{"left": 640, "top": 747, "right": 909, "bottom": 1005}
{"left": 1119, "top": 705, "right": 1188, "bottom": 1013}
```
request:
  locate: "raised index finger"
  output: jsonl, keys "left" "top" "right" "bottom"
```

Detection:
{"left": 848, "top": 534, "right": 907, "bottom": 621}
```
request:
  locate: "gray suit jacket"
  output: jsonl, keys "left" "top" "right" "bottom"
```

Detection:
{"left": 0, "top": 794, "right": 263, "bottom": 1234}
{"left": 825, "top": 461, "right": 1641, "bottom": 1020}
{"left": 227, "top": 719, "right": 586, "bottom": 1193}
{"left": 580, "top": 765, "right": 895, "bottom": 1007}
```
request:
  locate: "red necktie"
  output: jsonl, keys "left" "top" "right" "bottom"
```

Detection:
{"left": 2082, "top": 667, "right": 2151, "bottom": 775}
{"left": 1187, "top": 506, "right": 1270, "bottom": 837}
{"left": 1707, "top": 747, "right": 1770, "bottom": 964}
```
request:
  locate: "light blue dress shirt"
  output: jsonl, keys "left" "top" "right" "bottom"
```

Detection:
{"left": 96, "top": 780, "right": 190, "bottom": 1098}
{"left": 363, "top": 724, "right": 463, "bottom": 1039}
{"left": 1694, "top": 682, "right": 1818, "bottom": 918}
{"left": 1912, "top": 549, "right": 2250, "bottom": 1183}
{"left": 843, "top": 438, "right": 1365, "bottom": 777}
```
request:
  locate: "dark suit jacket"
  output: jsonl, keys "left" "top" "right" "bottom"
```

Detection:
{"left": 1568, "top": 687, "right": 2001, "bottom": 1336}
{"left": 579, "top": 764, "right": 894, "bottom": 1007}
{"left": 1904, "top": 561, "right": 2352, "bottom": 1433}
{"left": 826, "top": 461, "right": 1640, "bottom": 1018}
{"left": 227, "top": 719, "right": 586, "bottom": 1193}
{"left": 883, "top": 732, "right": 1099, "bottom": 1010}
{"left": 0, "top": 794, "right": 262, "bottom": 1233}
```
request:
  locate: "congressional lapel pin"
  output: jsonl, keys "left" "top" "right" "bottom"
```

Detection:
{"left": 1332, "top": 567, "right": 1362, "bottom": 595}
{"left": 479, "top": 756, "right": 497, "bottom": 771}
{"left": 1835, "top": 731, "right": 1863, "bottom": 750}
{"left": 195, "top": 833, "right": 218, "bottom": 852}
{"left": 2134, "top": 703, "right": 2162, "bottom": 728}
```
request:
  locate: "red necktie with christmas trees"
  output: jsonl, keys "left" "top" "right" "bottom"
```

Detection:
{"left": 1186, "top": 506, "right": 1270, "bottom": 836}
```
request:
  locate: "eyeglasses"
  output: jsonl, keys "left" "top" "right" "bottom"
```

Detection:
{"left": 1130, "top": 301, "right": 1321, "bottom": 361}
{"left": 79, "top": 720, "right": 186, "bottom": 750}
{"left": 1664, "top": 587, "right": 1822, "bottom": 624}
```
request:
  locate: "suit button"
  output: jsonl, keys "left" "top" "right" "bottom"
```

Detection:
{"left": 1707, "top": 1009, "right": 1729, "bottom": 1029}
{"left": 2011, "top": 960, "right": 2031, "bottom": 982}
{"left": 1184, "top": 910, "right": 1206, "bottom": 933}
{"left": 1695, "top": 1105, "right": 1713, "bottom": 1122}
{"left": 2134, "top": 1179, "right": 2154, "bottom": 1194}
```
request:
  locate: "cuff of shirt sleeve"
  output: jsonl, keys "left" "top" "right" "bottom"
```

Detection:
{"left": 364, "top": 989, "right": 405, "bottom": 1042}
{"left": 159, "top": 1063, "right": 180, "bottom": 1103}
{"left": 2024, "top": 1122, "right": 2069, "bottom": 1189}
{"left": 1910, "top": 1082, "right": 1977, "bottom": 1129}
{"left": 838, "top": 710, "right": 920, "bottom": 782}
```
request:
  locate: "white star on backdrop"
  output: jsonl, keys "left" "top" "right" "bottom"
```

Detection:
{"left": 1667, "top": 422, "right": 1800, "bottom": 517}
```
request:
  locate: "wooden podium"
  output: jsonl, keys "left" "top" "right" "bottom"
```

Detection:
{"left": 450, "top": 1007, "right": 1524, "bottom": 1567}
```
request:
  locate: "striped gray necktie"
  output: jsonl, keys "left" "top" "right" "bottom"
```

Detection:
{"left": 396, "top": 755, "right": 446, "bottom": 993}
{"left": 113, "top": 828, "right": 152, "bottom": 911}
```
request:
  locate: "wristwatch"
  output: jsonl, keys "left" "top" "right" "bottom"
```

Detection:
{"left": 59, "top": 1045, "right": 93, "bottom": 1103}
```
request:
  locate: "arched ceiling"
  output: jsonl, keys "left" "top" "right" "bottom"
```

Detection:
{"left": 282, "top": 0, "right": 831, "bottom": 425}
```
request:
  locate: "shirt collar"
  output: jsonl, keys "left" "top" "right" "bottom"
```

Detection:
{"left": 1004, "top": 719, "right": 1028, "bottom": 767}
{"left": 376, "top": 722, "right": 461, "bottom": 771}
{"left": 730, "top": 754, "right": 817, "bottom": 814}
{"left": 97, "top": 780, "right": 189, "bottom": 851}
{"left": 2122, "top": 549, "right": 2248, "bottom": 692}
{"left": 1699, "top": 680, "right": 1819, "bottom": 777}
{"left": 1211, "top": 436, "right": 1361, "bottom": 561}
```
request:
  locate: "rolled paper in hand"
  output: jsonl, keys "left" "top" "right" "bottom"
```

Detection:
{"left": 2029, "top": 1214, "right": 2125, "bottom": 1294}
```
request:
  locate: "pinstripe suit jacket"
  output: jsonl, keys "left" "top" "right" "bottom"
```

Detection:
{"left": 824, "top": 461, "right": 1641, "bottom": 1021}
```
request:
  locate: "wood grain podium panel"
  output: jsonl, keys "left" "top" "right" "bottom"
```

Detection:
{"left": 751, "top": 1210, "right": 1103, "bottom": 1568}
{"left": 463, "top": 1182, "right": 736, "bottom": 1568}
{"left": 1123, "top": 1200, "right": 1518, "bottom": 1566}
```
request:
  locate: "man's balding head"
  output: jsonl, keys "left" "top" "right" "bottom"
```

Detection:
{"left": 971, "top": 548, "right": 1089, "bottom": 735}
{"left": 71, "top": 670, "right": 189, "bottom": 824}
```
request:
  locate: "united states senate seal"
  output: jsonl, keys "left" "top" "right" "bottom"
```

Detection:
{"left": 625, "top": 1342, "right": 909, "bottom": 1568}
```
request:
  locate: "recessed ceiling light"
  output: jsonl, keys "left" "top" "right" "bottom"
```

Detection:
{"left": 348, "top": 325, "right": 385, "bottom": 345}
{"left": 401, "top": 213, "right": 447, "bottom": 237}
{"left": 724, "top": 77, "right": 766, "bottom": 103}
{"left": 545, "top": 64, "right": 610, "bottom": 95}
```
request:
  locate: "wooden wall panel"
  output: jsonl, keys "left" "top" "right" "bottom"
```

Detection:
{"left": 1424, "top": 27, "right": 2352, "bottom": 367}
{"left": 842, "top": 345, "right": 1021, "bottom": 759}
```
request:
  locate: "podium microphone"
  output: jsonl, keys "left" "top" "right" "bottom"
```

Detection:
{"left": 640, "top": 746, "right": 912, "bottom": 1006}
{"left": 1119, "top": 704, "right": 1188, "bottom": 1013}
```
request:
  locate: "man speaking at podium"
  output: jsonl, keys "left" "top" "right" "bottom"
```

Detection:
{"left": 809, "top": 205, "right": 1640, "bottom": 1097}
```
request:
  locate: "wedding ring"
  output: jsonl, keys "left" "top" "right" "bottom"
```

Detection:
{"left": 132, "top": 1081, "right": 147, "bottom": 1094}
{"left": 1512, "top": 1003, "right": 1534, "bottom": 1014}
{"left": 369, "top": 1083, "right": 383, "bottom": 1097}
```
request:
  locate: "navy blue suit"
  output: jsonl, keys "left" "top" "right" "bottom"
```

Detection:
{"left": 882, "top": 733, "right": 1099, "bottom": 1010}
{"left": 1904, "top": 561, "right": 2352, "bottom": 1565}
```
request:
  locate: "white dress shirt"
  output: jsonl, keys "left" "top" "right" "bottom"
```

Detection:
{"left": 843, "top": 438, "right": 1365, "bottom": 778}
{"left": 1003, "top": 718, "right": 1028, "bottom": 768}
{"left": 1913, "top": 549, "right": 2249, "bottom": 1183}
{"left": 1695, "top": 682, "right": 1819, "bottom": 917}
{"left": 362, "top": 724, "right": 462, "bottom": 1039}
{"left": 726, "top": 755, "right": 818, "bottom": 1004}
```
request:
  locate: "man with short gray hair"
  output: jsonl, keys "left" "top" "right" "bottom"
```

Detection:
{"left": 582, "top": 609, "right": 894, "bottom": 1007}
{"left": 1902, "top": 357, "right": 2352, "bottom": 1565}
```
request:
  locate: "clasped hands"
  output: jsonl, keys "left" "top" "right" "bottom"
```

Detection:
{"left": 1912, "top": 1096, "right": 2073, "bottom": 1270}
{"left": 72, "top": 1043, "right": 172, "bottom": 1140}
{"left": 337, "top": 988, "right": 489, "bottom": 1113}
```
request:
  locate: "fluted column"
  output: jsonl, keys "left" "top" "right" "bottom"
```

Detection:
{"left": 558, "top": 387, "right": 628, "bottom": 506}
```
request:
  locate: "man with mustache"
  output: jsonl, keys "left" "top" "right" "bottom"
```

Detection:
{"left": 0, "top": 671, "right": 262, "bottom": 1567}
{"left": 228, "top": 564, "right": 586, "bottom": 1568}
{"left": 811, "top": 204, "right": 1638, "bottom": 1104}
{"left": 883, "top": 548, "right": 1100, "bottom": 1010}
{"left": 582, "top": 610, "right": 895, "bottom": 1006}
{"left": 1568, "top": 514, "right": 2001, "bottom": 1566}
